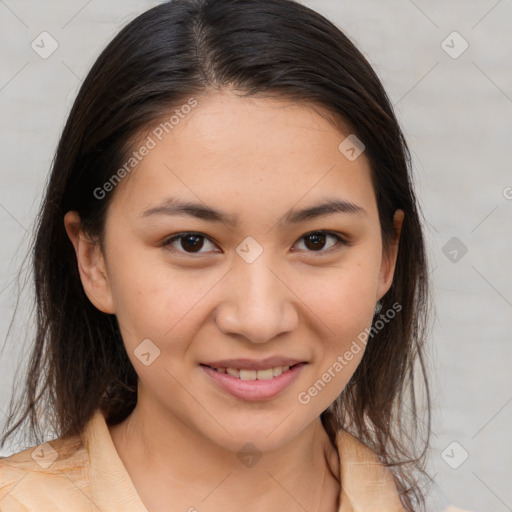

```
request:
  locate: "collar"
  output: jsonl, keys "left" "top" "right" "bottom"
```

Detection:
{"left": 335, "top": 428, "right": 405, "bottom": 511}
{"left": 85, "top": 408, "right": 404, "bottom": 512}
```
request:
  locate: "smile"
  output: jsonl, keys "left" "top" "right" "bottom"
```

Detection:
{"left": 200, "top": 363, "right": 306, "bottom": 401}
{"left": 209, "top": 365, "right": 293, "bottom": 380}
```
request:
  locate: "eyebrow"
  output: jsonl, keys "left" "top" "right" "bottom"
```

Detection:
{"left": 140, "top": 196, "right": 367, "bottom": 227}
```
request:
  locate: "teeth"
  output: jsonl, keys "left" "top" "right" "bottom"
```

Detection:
{"left": 256, "top": 368, "right": 274, "bottom": 380}
{"left": 216, "top": 365, "right": 293, "bottom": 380}
{"left": 240, "top": 369, "right": 257, "bottom": 380}
{"left": 226, "top": 367, "right": 240, "bottom": 378}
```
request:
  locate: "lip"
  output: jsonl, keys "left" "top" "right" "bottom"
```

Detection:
{"left": 201, "top": 356, "right": 305, "bottom": 371}
{"left": 201, "top": 362, "right": 307, "bottom": 401}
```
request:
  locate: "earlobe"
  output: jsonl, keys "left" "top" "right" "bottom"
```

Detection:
{"left": 63, "top": 211, "right": 115, "bottom": 314}
{"left": 376, "top": 209, "right": 404, "bottom": 301}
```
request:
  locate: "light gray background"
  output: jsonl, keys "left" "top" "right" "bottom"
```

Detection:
{"left": 0, "top": 1, "right": 511, "bottom": 511}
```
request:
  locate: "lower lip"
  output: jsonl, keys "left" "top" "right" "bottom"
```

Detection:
{"left": 200, "top": 363, "right": 306, "bottom": 401}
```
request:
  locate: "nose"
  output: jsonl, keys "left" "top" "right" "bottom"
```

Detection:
{"left": 214, "top": 254, "right": 299, "bottom": 344}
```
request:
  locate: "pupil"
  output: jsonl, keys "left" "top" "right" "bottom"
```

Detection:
{"left": 306, "top": 233, "right": 325, "bottom": 251}
{"left": 182, "top": 234, "right": 203, "bottom": 252}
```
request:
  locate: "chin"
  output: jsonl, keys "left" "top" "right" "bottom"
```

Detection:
{"left": 202, "top": 413, "right": 310, "bottom": 454}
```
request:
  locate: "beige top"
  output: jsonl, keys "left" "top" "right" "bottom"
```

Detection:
{"left": 0, "top": 408, "right": 465, "bottom": 512}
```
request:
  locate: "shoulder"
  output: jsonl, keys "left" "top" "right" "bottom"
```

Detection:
{"left": 335, "top": 431, "right": 474, "bottom": 512}
{"left": 335, "top": 428, "right": 407, "bottom": 512}
{"left": 0, "top": 434, "right": 90, "bottom": 511}
{"left": 335, "top": 427, "right": 395, "bottom": 473}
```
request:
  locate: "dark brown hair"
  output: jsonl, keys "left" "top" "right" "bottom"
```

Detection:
{"left": 1, "top": 0, "right": 432, "bottom": 509}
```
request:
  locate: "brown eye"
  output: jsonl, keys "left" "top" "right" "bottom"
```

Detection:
{"left": 163, "top": 230, "right": 348, "bottom": 256}
{"left": 304, "top": 232, "right": 327, "bottom": 251}
{"left": 295, "top": 231, "right": 347, "bottom": 253}
{"left": 180, "top": 234, "right": 204, "bottom": 252}
{"left": 164, "top": 233, "right": 217, "bottom": 254}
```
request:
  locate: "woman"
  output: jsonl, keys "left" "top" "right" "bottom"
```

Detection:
{"left": 0, "top": 0, "right": 445, "bottom": 510}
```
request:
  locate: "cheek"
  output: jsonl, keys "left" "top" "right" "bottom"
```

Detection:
{"left": 312, "top": 279, "right": 374, "bottom": 374}
{"left": 295, "top": 253, "right": 380, "bottom": 395}
{"left": 106, "top": 247, "right": 218, "bottom": 358}
{"left": 302, "top": 255, "right": 380, "bottom": 332}
{"left": 104, "top": 243, "right": 175, "bottom": 342}
{"left": 296, "top": 277, "right": 375, "bottom": 414}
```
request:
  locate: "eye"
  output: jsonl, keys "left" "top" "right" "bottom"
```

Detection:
{"left": 162, "top": 230, "right": 349, "bottom": 256}
{"left": 163, "top": 232, "right": 218, "bottom": 254}
{"left": 293, "top": 231, "right": 348, "bottom": 254}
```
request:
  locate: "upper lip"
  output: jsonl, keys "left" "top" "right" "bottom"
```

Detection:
{"left": 201, "top": 357, "right": 305, "bottom": 370}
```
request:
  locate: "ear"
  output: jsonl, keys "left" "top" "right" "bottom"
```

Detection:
{"left": 64, "top": 211, "right": 115, "bottom": 314}
{"left": 376, "top": 209, "right": 404, "bottom": 301}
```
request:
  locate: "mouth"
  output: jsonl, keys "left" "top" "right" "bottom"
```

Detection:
{"left": 199, "top": 361, "right": 307, "bottom": 401}
{"left": 200, "top": 363, "right": 301, "bottom": 381}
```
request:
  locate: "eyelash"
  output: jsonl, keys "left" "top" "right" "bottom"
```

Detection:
{"left": 162, "top": 230, "right": 350, "bottom": 256}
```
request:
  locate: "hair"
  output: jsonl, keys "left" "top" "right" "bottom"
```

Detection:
{"left": 1, "top": 0, "right": 432, "bottom": 509}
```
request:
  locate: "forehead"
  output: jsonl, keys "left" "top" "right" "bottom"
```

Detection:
{"left": 109, "top": 90, "right": 377, "bottom": 223}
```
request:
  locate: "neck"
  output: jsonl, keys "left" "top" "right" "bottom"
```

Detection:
{"left": 109, "top": 400, "right": 341, "bottom": 512}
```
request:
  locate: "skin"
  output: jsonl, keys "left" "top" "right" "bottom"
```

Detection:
{"left": 65, "top": 89, "right": 403, "bottom": 512}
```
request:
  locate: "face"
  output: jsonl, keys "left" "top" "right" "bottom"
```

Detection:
{"left": 65, "top": 90, "right": 402, "bottom": 453}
